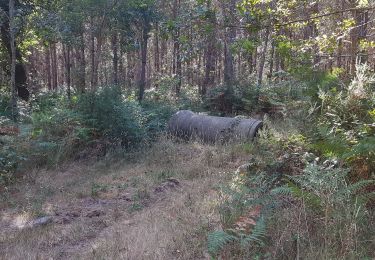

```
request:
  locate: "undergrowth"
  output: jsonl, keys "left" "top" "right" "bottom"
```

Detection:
{"left": 0, "top": 86, "right": 176, "bottom": 185}
{"left": 208, "top": 65, "right": 375, "bottom": 259}
{"left": 209, "top": 120, "right": 374, "bottom": 259}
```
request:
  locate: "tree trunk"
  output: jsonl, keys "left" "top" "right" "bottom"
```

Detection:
{"left": 153, "top": 23, "right": 160, "bottom": 90}
{"left": 337, "top": 1, "right": 345, "bottom": 69}
{"left": 119, "top": 39, "right": 125, "bottom": 85}
{"left": 51, "top": 43, "right": 58, "bottom": 90}
{"left": 63, "top": 44, "right": 71, "bottom": 100}
{"left": 9, "top": 0, "right": 17, "bottom": 121}
{"left": 258, "top": 26, "right": 270, "bottom": 85}
{"left": 223, "top": 0, "right": 236, "bottom": 85}
{"left": 78, "top": 30, "right": 86, "bottom": 92}
{"left": 0, "top": 1, "right": 29, "bottom": 101}
{"left": 269, "top": 40, "right": 275, "bottom": 79}
{"left": 202, "top": 3, "right": 216, "bottom": 96}
{"left": 45, "top": 45, "right": 52, "bottom": 90}
{"left": 139, "top": 24, "right": 150, "bottom": 102}
{"left": 93, "top": 34, "right": 103, "bottom": 88}
{"left": 90, "top": 17, "right": 96, "bottom": 89}
{"left": 112, "top": 33, "right": 119, "bottom": 85}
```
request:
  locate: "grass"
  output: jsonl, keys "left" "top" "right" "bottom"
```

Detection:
{"left": 0, "top": 135, "right": 249, "bottom": 259}
{"left": 2, "top": 116, "right": 372, "bottom": 259}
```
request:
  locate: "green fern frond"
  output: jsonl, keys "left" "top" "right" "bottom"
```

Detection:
{"left": 347, "top": 180, "right": 375, "bottom": 194}
{"left": 271, "top": 186, "right": 293, "bottom": 196}
{"left": 208, "top": 231, "right": 238, "bottom": 256}
{"left": 286, "top": 181, "right": 323, "bottom": 211}
{"left": 241, "top": 217, "right": 267, "bottom": 247}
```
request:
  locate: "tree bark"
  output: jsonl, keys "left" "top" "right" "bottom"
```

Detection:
{"left": 202, "top": 3, "right": 217, "bottom": 96}
{"left": 223, "top": 0, "right": 236, "bottom": 85}
{"left": 9, "top": 0, "right": 17, "bottom": 121}
{"left": 51, "top": 43, "right": 58, "bottom": 90}
{"left": 0, "top": 1, "right": 29, "bottom": 101}
{"left": 45, "top": 45, "right": 52, "bottom": 90}
{"left": 258, "top": 25, "right": 270, "bottom": 85}
{"left": 112, "top": 33, "right": 119, "bottom": 85}
{"left": 63, "top": 44, "right": 71, "bottom": 100}
{"left": 78, "top": 30, "right": 86, "bottom": 92}
{"left": 90, "top": 16, "right": 96, "bottom": 89}
{"left": 139, "top": 23, "right": 150, "bottom": 101}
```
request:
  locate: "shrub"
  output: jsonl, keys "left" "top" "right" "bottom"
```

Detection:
{"left": 269, "top": 164, "right": 374, "bottom": 259}
{"left": 209, "top": 118, "right": 374, "bottom": 259}
{"left": 141, "top": 100, "right": 176, "bottom": 141}
{"left": 0, "top": 141, "right": 23, "bottom": 185}
{"left": 0, "top": 94, "right": 11, "bottom": 118}
{"left": 77, "top": 86, "right": 145, "bottom": 147}
{"left": 311, "top": 63, "right": 375, "bottom": 178}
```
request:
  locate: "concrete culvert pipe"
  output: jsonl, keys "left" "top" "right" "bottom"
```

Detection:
{"left": 168, "top": 110, "right": 263, "bottom": 143}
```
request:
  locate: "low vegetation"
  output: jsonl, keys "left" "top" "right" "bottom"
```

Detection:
{"left": 1, "top": 64, "right": 374, "bottom": 259}
{"left": 1, "top": 0, "right": 374, "bottom": 259}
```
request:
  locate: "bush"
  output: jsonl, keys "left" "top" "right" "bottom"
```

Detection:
{"left": 311, "top": 63, "right": 375, "bottom": 178}
{"left": 209, "top": 127, "right": 374, "bottom": 259}
{"left": 141, "top": 100, "right": 176, "bottom": 140}
{"left": 77, "top": 86, "right": 145, "bottom": 147}
{"left": 0, "top": 94, "right": 11, "bottom": 118}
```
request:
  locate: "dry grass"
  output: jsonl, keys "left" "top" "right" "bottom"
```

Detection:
{"left": 0, "top": 136, "right": 251, "bottom": 259}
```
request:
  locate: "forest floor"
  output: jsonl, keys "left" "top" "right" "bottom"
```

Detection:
{"left": 0, "top": 137, "right": 249, "bottom": 259}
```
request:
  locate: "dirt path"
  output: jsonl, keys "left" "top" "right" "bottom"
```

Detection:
{"left": 0, "top": 139, "right": 248, "bottom": 259}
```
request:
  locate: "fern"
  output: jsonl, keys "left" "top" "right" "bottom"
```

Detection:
{"left": 271, "top": 186, "right": 293, "bottom": 196}
{"left": 208, "top": 230, "right": 238, "bottom": 256}
{"left": 240, "top": 217, "right": 267, "bottom": 247}
{"left": 286, "top": 181, "right": 323, "bottom": 211}
{"left": 346, "top": 180, "right": 375, "bottom": 194}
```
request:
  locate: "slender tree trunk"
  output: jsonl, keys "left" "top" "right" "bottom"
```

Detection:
{"left": 175, "top": 29, "right": 182, "bottom": 95}
{"left": 119, "top": 40, "right": 125, "bottom": 85}
{"left": 9, "top": 0, "right": 17, "bottom": 121}
{"left": 139, "top": 24, "right": 150, "bottom": 102}
{"left": 79, "top": 30, "right": 86, "bottom": 92}
{"left": 63, "top": 44, "right": 71, "bottom": 100}
{"left": 269, "top": 39, "right": 275, "bottom": 79}
{"left": 223, "top": 0, "right": 236, "bottom": 85}
{"left": 202, "top": 2, "right": 217, "bottom": 96}
{"left": 172, "top": 0, "right": 182, "bottom": 95}
{"left": 154, "top": 22, "right": 160, "bottom": 74}
{"left": 337, "top": 1, "right": 345, "bottom": 69}
{"left": 51, "top": 43, "right": 58, "bottom": 90}
{"left": 258, "top": 25, "right": 271, "bottom": 86}
{"left": 112, "top": 33, "right": 119, "bottom": 85}
{"left": 127, "top": 52, "right": 133, "bottom": 89}
{"left": 90, "top": 17, "right": 96, "bottom": 89}
{"left": 45, "top": 45, "right": 52, "bottom": 90}
{"left": 249, "top": 53, "right": 254, "bottom": 74}
{"left": 93, "top": 35, "right": 103, "bottom": 87}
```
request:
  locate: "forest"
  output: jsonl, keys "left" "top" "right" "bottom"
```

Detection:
{"left": 0, "top": 0, "right": 374, "bottom": 259}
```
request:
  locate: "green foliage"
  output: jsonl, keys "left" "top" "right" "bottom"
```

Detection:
{"left": 311, "top": 63, "right": 375, "bottom": 174}
{"left": 270, "top": 163, "right": 374, "bottom": 259}
{"left": 91, "top": 182, "right": 109, "bottom": 197}
{"left": 211, "top": 115, "right": 374, "bottom": 258}
{"left": 0, "top": 142, "right": 22, "bottom": 185}
{"left": 204, "top": 85, "right": 244, "bottom": 115}
{"left": 208, "top": 231, "right": 238, "bottom": 256}
{"left": 209, "top": 153, "right": 287, "bottom": 258}
{"left": 0, "top": 95, "right": 11, "bottom": 118}
{"left": 78, "top": 86, "right": 145, "bottom": 146}
{"left": 204, "top": 82, "right": 296, "bottom": 116}
{"left": 0, "top": 86, "right": 177, "bottom": 187}
{"left": 240, "top": 217, "right": 267, "bottom": 247}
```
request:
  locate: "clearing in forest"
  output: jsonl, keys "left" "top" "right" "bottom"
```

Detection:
{"left": 0, "top": 138, "right": 249, "bottom": 259}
